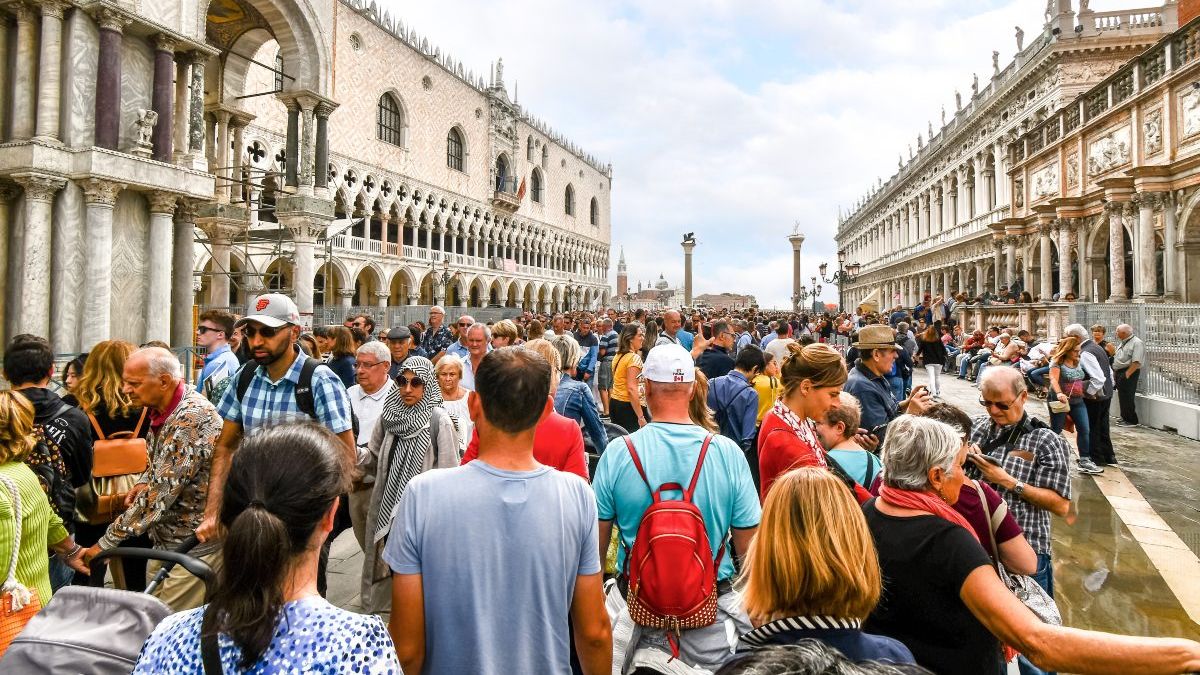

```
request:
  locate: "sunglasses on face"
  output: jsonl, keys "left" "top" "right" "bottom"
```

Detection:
{"left": 396, "top": 375, "right": 426, "bottom": 388}
{"left": 457, "top": 322, "right": 472, "bottom": 327}
{"left": 979, "top": 397, "right": 1016, "bottom": 411}
{"left": 243, "top": 325, "right": 280, "bottom": 339}
{"left": 196, "top": 326, "right": 223, "bottom": 335}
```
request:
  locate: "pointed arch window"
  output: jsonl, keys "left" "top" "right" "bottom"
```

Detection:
{"left": 377, "top": 93, "right": 405, "bottom": 147}
{"left": 590, "top": 197, "right": 599, "bottom": 226}
{"left": 531, "top": 168, "right": 543, "bottom": 203}
{"left": 564, "top": 184, "right": 575, "bottom": 216}
{"left": 447, "top": 127, "right": 465, "bottom": 171}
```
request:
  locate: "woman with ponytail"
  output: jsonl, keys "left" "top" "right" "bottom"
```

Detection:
{"left": 134, "top": 423, "right": 400, "bottom": 673}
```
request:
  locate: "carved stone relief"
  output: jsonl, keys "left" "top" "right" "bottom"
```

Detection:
{"left": 1014, "top": 177, "right": 1025, "bottom": 208}
{"left": 1144, "top": 108, "right": 1163, "bottom": 155}
{"left": 1031, "top": 162, "right": 1059, "bottom": 201}
{"left": 1066, "top": 154, "right": 1079, "bottom": 188}
{"left": 1087, "top": 125, "right": 1131, "bottom": 176}
{"left": 1182, "top": 87, "right": 1200, "bottom": 139}
{"left": 1059, "top": 59, "right": 1124, "bottom": 86}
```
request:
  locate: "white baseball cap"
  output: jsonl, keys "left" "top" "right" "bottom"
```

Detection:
{"left": 236, "top": 293, "right": 300, "bottom": 329}
{"left": 642, "top": 344, "right": 696, "bottom": 383}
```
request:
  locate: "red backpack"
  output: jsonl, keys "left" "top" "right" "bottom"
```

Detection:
{"left": 622, "top": 434, "right": 722, "bottom": 659}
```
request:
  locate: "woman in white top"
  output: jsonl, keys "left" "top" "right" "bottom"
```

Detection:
{"left": 435, "top": 355, "right": 472, "bottom": 453}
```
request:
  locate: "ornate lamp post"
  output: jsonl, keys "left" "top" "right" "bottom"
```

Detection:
{"left": 819, "top": 248, "right": 861, "bottom": 312}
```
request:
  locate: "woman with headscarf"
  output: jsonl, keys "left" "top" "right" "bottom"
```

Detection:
{"left": 359, "top": 356, "right": 459, "bottom": 616}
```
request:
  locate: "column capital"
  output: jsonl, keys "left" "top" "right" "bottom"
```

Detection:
{"left": 39, "top": 0, "right": 70, "bottom": 20}
{"left": 315, "top": 101, "right": 339, "bottom": 119}
{"left": 0, "top": 182, "right": 20, "bottom": 203}
{"left": 188, "top": 49, "right": 209, "bottom": 66}
{"left": 81, "top": 178, "right": 124, "bottom": 206}
{"left": 10, "top": 1, "right": 36, "bottom": 23}
{"left": 175, "top": 199, "right": 201, "bottom": 223}
{"left": 337, "top": 289, "right": 356, "bottom": 299}
{"left": 374, "top": 291, "right": 390, "bottom": 301}
{"left": 90, "top": 6, "right": 130, "bottom": 32}
{"left": 14, "top": 173, "right": 65, "bottom": 202}
{"left": 154, "top": 33, "right": 178, "bottom": 54}
{"left": 147, "top": 191, "right": 179, "bottom": 215}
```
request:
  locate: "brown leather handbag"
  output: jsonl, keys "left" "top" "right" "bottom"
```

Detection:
{"left": 77, "top": 409, "right": 149, "bottom": 525}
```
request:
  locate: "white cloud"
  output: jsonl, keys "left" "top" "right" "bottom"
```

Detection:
{"left": 380, "top": 0, "right": 1153, "bottom": 307}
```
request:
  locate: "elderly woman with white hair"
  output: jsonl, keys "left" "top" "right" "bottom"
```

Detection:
{"left": 434, "top": 355, "right": 472, "bottom": 453}
{"left": 864, "top": 415, "right": 1200, "bottom": 675}
{"left": 545, "top": 333, "right": 608, "bottom": 452}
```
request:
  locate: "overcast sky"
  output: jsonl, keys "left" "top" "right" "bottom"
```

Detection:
{"left": 383, "top": 0, "right": 1150, "bottom": 308}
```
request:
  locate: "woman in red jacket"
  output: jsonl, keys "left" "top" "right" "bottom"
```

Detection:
{"left": 757, "top": 343, "right": 849, "bottom": 499}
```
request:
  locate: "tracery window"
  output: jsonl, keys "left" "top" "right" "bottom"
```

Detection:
{"left": 377, "top": 94, "right": 404, "bottom": 147}
{"left": 447, "top": 127, "right": 465, "bottom": 171}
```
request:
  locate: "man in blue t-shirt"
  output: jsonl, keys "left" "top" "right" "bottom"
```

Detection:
{"left": 594, "top": 343, "right": 760, "bottom": 671}
{"left": 386, "top": 347, "right": 611, "bottom": 675}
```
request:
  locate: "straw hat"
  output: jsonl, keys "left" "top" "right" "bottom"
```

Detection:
{"left": 853, "top": 325, "right": 901, "bottom": 350}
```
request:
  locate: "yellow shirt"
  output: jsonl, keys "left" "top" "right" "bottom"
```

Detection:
{"left": 752, "top": 374, "right": 781, "bottom": 423}
{"left": 611, "top": 352, "right": 643, "bottom": 403}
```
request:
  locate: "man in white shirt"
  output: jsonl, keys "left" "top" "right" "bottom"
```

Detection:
{"left": 347, "top": 340, "right": 394, "bottom": 549}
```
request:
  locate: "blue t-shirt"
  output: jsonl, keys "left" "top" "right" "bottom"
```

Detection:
{"left": 678, "top": 329, "right": 695, "bottom": 351}
{"left": 827, "top": 448, "right": 881, "bottom": 487}
{"left": 594, "top": 422, "right": 761, "bottom": 581}
{"left": 384, "top": 460, "right": 600, "bottom": 675}
{"left": 134, "top": 597, "right": 399, "bottom": 674}
{"left": 196, "top": 344, "right": 241, "bottom": 393}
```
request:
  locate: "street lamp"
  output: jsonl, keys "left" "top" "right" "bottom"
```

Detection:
{"left": 819, "top": 248, "right": 861, "bottom": 312}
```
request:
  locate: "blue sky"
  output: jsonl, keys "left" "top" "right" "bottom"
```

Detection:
{"left": 384, "top": 0, "right": 1151, "bottom": 308}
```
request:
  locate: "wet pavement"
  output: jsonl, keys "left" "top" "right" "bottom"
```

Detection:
{"left": 328, "top": 370, "right": 1200, "bottom": 642}
{"left": 925, "top": 369, "right": 1200, "bottom": 641}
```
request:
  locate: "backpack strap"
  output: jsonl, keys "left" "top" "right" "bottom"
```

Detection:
{"left": 85, "top": 410, "right": 107, "bottom": 441}
{"left": 623, "top": 436, "right": 653, "bottom": 494}
{"left": 130, "top": 407, "right": 149, "bottom": 437}
{"left": 294, "top": 357, "right": 321, "bottom": 421}
{"left": 683, "top": 435, "right": 713, "bottom": 502}
{"left": 234, "top": 362, "right": 258, "bottom": 403}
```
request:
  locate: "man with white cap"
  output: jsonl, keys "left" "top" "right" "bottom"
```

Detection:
{"left": 593, "top": 343, "right": 761, "bottom": 671}
{"left": 198, "top": 294, "right": 355, "bottom": 594}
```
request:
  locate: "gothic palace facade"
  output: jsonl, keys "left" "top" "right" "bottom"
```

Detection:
{"left": 836, "top": 1, "right": 1200, "bottom": 311}
{"left": 0, "top": 0, "right": 613, "bottom": 353}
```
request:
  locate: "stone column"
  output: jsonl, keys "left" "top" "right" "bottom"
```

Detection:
{"left": 1136, "top": 193, "right": 1159, "bottom": 301}
{"left": 315, "top": 102, "right": 333, "bottom": 192}
{"left": 79, "top": 179, "right": 122, "bottom": 349}
{"left": 1107, "top": 201, "right": 1129, "bottom": 302}
{"left": 187, "top": 53, "right": 206, "bottom": 166}
{"left": 215, "top": 111, "right": 231, "bottom": 203}
{"left": 788, "top": 232, "right": 804, "bottom": 311}
{"left": 993, "top": 241, "right": 1003, "bottom": 293}
{"left": 299, "top": 101, "right": 316, "bottom": 195}
{"left": 1057, "top": 220, "right": 1073, "bottom": 299}
{"left": 0, "top": 185, "right": 17, "bottom": 346}
{"left": 93, "top": 8, "right": 127, "bottom": 150}
{"left": 293, "top": 228, "right": 317, "bottom": 316}
{"left": 1039, "top": 224, "right": 1053, "bottom": 300}
{"left": 683, "top": 238, "right": 697, "bottom": 308}
{"left": 1164, "top": 193, "right": 1179, "bottom": 300}
{"left": 942, "top": 269, "right": 951, "bottom": 298}
{"left": 11, "top": 3, "right": 38, "bottom": 140}
{"left": 150, "top": 36, "right": 176, "bottom": 161}
{"left": 338, "top": 289, "right": 354, "bottom": 312}
{"left": 14, "top": 174, "right": 65, "bottom": 338}
{"left": 34, "top": 1, "right": 68, "bottom": 142}
{"left": 1005, "top": 236, "right": 1016, "bottom": 290}
{"left": 145, "top": 193, "right": 176, "bottom": 343}
{"left": 204, "top": 228, "right": 232, "bottom": 307}
{"left": 375, "top": 291, "right": 389, "bottom": 309}
{"left": 172, "top": 202, "right": 197, "bottom": 347}
{"left": 283, "top": 100, "right": 299, "bottom": 187}
{"left": 230, "top": 120, "right": 246, "bottom": 203}
{"left": 172, "top": 58, "right": 189, "bottom": 163}
{"left": 975, "top": 261, "right": 986, "bottom": 297}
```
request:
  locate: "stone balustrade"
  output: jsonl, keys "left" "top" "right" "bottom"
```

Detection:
{"left": 955, "top": 302, "right": 1071, "bottom": 341}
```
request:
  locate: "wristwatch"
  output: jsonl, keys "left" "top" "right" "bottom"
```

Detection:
{"left": 1012, "top": 481, "right": 1026, "bottom": 497}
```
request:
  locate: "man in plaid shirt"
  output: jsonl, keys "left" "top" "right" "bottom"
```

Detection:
{"left": 198, "top": 295, "right": 354, "bottom": 552}
{"left": 423, "top": 306, "right": 455, "bottom": 363}
{"left": 968, "top": 367, "right": 1072, "bottom": 606}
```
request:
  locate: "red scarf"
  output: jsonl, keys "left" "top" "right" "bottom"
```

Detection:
{"left": 878, "top": 485, "right": 979, "bottom": 542}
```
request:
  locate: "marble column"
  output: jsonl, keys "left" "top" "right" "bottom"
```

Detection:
{"left": 975, "top": 261, "right": 986, "bottom": 297}
{"left": 992, "top": 242, "right": 1003, "bottom": 293}
{"left": 1164, "top": 193, "right": 1179, "bottom": 300}
{"left": 338, "top": 289, "right": 354, "bottom": 312}
{"left": 1004, "top": 237, "right": 1016, "bottom": 290}
{"left": 1136, "top": 193, "right": 1159, "bottom": 301}
{"left": 293, "top": 229, "right": 317, "bottom": 317}
{"left": 172, "top": 202, "right": 197, "bottom": 347}
{"left": 1057, "top": 220, "right": 1073, "bottom": 300}
{"left": 683, "top": 239, "right": 697, "bottom": 307}
{"left": 283, "top": 100, "right": 299, "bottom": 187}
{"left": 1039, "top": 224, "right": 1053, "bottom": 300}
{"left": 231, "top": 121, "right": 246, "bottom": 203}
{"left": 375, "top": 291, "right": 389, "bottom": 309}
{"left": 150, "top": 37, "right": 175, "bottom": 162}
{"left": 15, "top": 174, "right": 65, "bottom": 338}
{"left": 80, "top": 180, "right": 122, "bottom": 349}
{"left": 11, "top": 3, "right": 37, "bottom": 140}
{"left": 942, "top": 269, "right": 951, "bottom": 298}
{"left": 299, "top": 102, "right": 315, "bottom": 194}
{"left": 0, "top": 185, "right": 17, "bottom": 346}
{"left": 187, "top": 53, "right": 206, "bottom": 163}
{"left": 34, "top": 1, "right": 68, "bottom": 142}
{"left": 144, "top": 193, "right": 176, "bottom": 343}
{"left": 215, "top": 112, "right": 231, "bottom": 203}
{"left": 315, "top": 103, "right": 332, "bottom": 192}
{"left": 93, "top": 8, "right": 127, "bottom": 151}
{"left": 788, "top": 232, "right": 804, "bottom": 311}
{"left": 205, "top": 230, "right": 232, "bottom": 307}
{"left": 173, "top": 58, "right": 189, "bottom": 163}
{"left": 1107, "top": 201, "right": 1129, "bottom": 302}
{"left": 0, "top": 15, "right": 9, "bottom": 142}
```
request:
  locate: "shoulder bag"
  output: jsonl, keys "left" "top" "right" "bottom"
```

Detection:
{"left": 77, "top": 408, "right": 149, "bottom": 525}
{"left": 0, "top": 475, "right": 42, "bottom": 656}
{"left": 974, "top": 481, "right": 1061, "bottom": 625}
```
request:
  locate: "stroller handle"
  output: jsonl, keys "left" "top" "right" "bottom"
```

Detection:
{"left": 89, "top": 535, "right": 216, "bottom": 597}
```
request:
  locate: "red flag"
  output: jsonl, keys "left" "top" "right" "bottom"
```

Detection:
{"left": 517, "top": 177, "right": 527, "bottom": 201}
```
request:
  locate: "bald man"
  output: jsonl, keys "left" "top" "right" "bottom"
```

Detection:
{"left": 1112, "top": 323, "right": 1144, "bottom": 426}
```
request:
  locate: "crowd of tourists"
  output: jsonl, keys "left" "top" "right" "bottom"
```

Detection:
{"left": 0, "top": 290, "right": 1192, "bottom": 675}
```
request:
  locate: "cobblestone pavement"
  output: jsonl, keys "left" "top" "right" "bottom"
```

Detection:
{"left": 328, "top": 369, "right": 1200, "bottom": 641}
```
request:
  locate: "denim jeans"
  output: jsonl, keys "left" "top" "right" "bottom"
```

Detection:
{"left": 1027, "top": 366, "right": 1050, "bottom": 387}
{"left": 1018, "top": 553, "right": 1056, "bottom": 675}
{"left": 1050, "top": 398, "right": 1091, "bottom": 461}
{"left": 49, "top": 555, "right": 74, "bottom": 592}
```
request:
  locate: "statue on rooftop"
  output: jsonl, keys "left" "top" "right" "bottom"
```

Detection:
{"left": 955, "top": 89, "right": 962, "bottom": 110}
{"left": 993, "top": 50, "right": 1000, "bottom": 75}
{"left": 972, "top": 73, "right": 979, "bottom": 95}
{"left": 1016, "top": 26, "right": 1025, "bottom": 51}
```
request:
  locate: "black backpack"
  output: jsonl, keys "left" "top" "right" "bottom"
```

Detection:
{"left": 28, "top": 400, "right": 77, "bottom": 527}
{"left": 234, "top": 357, "right": 360, "bottom": 439}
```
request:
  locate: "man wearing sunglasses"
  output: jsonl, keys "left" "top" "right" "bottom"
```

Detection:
{"left": 200, "top": 295, "right": 355, "bottom": 562}
{"left": 195, "top": 309, "right": 240, "bottom": 396}
{"left": 445, "top": 315, "right": 475, "bottom": 360}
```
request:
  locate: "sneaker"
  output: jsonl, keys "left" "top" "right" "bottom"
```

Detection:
{"left": 1115, "top": 420, "right": 1137, "bottom": 427}
{"left": 1078, "top": 459, "right": 1104, "bottom": 475}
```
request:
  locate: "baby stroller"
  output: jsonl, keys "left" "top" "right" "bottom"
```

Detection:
{"left": 0, "top": 536, "right": 215, "bottom": 674}
{"left": 584, "top": 420, "right": 630, "bottom": 478}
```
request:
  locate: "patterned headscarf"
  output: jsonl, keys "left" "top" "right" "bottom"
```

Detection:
{"left": 375, "top": 356, "right": 443, "bottom": 540}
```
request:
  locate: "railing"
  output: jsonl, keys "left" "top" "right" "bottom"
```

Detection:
{"left": 1069, "top": 303, "right": 1200, "bottom": 405}
{"left": 309, "top": 305, "right": 525, "bottom": 330}
{"left": 955, "top": 302, "right": 1070, "bottom": 342}
{"left": 1085, "top": 8, "right": 1168, "bottom": 35}
{"left": 864, "top": 207, "right": 1005, "bottom": 272}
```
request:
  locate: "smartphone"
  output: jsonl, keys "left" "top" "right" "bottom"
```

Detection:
{"left": 868, "top": 423, "right": 887, "bottom": 438}
{"left": 970, "top": 452, "right": 1002, "bottom": 466}
{"left": 701, "top": 323, "right": 713, "bottom": 340}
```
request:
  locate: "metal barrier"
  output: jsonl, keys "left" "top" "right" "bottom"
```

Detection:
{"left": 1069, "top": 303, "right": 1200, "bottom": 405}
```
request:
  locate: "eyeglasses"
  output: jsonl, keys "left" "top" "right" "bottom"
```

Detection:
{"left": 978, "top": 397, "right": 1017, "bottom": 411}
{"left": 196, "top": 326, "right": 223, "bottom": 335}
{"left": 396, "top": 375, "right": 426, "bottom": 388}
{"left": 354, "top": 361, "right": 386, "bottom": 370}
{"left": 457, "top": 322, "right": 472, "bottom": 327}
{"left": 243, "top": 325, "right": 280, "bottom": 339}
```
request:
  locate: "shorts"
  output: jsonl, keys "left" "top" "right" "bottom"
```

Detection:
{"left": 597, "top": 359, "right": 614, "bottom": 390}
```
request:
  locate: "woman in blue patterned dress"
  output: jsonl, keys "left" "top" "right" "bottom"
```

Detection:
{"left": 134, "top": 423, "right": 400, "bottom": 674}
